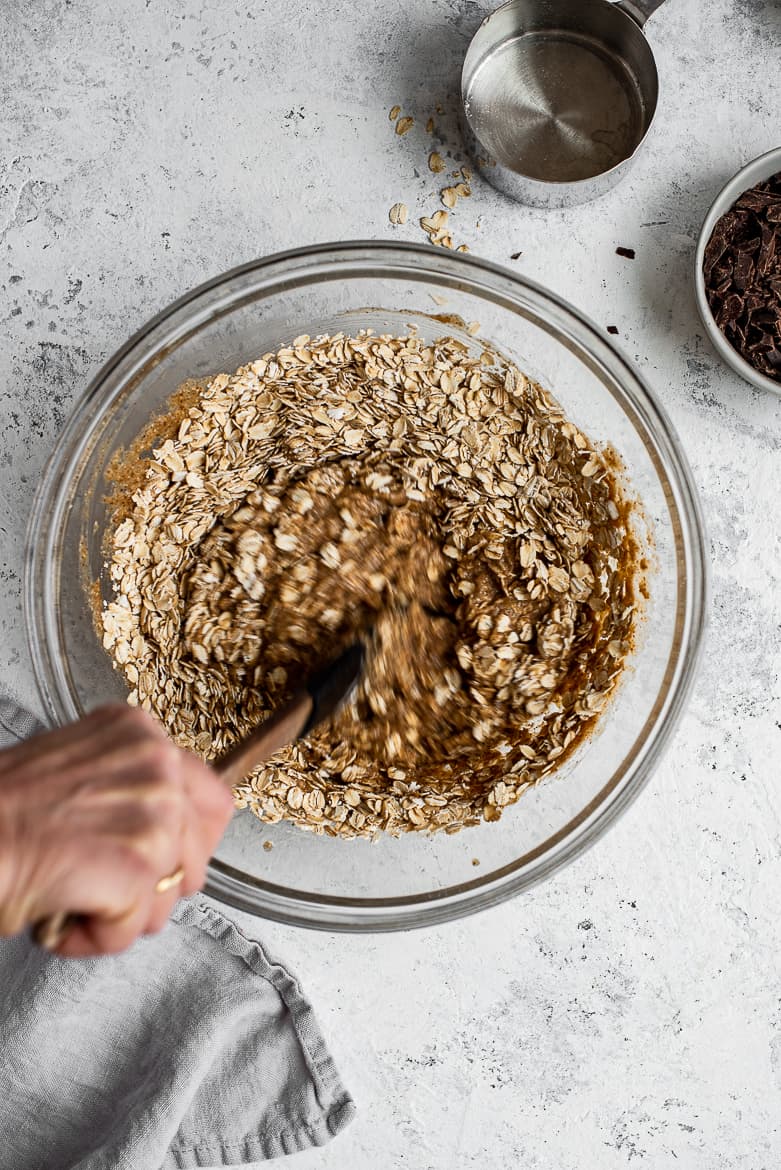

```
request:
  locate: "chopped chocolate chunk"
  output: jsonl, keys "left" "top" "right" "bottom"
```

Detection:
{"left": 735, "top": 190, "right": 781, "bottom": 214}
{"left": 703, "top": 170, "right": 781, "bottom": 381}
{"left": 733, "top": 251, "right": 755, "bottom": 290}
{"left": 607, "top": 325, "right": 619, "bottom": 335}
{"left": 616, "top": 246, "right": 636, "bottom": 259}
{"left": 716, "top": 292, "right": 743, "bottom": 328}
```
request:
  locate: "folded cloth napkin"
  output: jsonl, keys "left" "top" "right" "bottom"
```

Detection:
{"left": 0, "top": 693, "right": 355, "bottom": 1169}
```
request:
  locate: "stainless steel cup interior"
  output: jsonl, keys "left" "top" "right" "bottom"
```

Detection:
{"left": 461, "top": 0, "right": 666, "bottom": 206}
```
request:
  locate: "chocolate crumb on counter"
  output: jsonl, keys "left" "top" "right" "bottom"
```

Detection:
{"left": 616, "top": 247, "right": 636, "bottom": 260}
{"left": 510, "top": 251, "right": 523, "bottom": 260}
{"left": 703, "top": 170, "right": 781, "bottom": 381}
{"left": 607, "top": 325, "right": 619, "bottom": 335}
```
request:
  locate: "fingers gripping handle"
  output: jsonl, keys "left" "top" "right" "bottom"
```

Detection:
{"left": 31, "top": 691, "right": 314, "bottom": 950}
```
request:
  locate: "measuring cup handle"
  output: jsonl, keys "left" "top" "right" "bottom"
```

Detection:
{"left": 615, "top": 0, "right": 667, "bottom": 28}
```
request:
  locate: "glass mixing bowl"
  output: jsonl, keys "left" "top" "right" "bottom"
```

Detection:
{"left": 25, "top": 242, "right": 707, "bottom": 931}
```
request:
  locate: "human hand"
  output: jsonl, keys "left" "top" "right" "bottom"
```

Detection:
{"left": 0, "top": 704, "right": 234, "bottom": 957}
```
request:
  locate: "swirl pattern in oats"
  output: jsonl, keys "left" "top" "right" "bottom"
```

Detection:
{"left": 102, "top": 331, "right": 638, "bottom": 837}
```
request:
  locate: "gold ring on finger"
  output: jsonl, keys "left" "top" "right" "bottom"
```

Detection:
{"left": 154, "top": 865, "right": 185, "bottom": 894}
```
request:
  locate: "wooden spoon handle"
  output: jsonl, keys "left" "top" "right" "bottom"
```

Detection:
{"left": 32, "top": 911, "right": 76, "bottom": 950}
{"left": 215, "top": 689, "right": 313, "bottom": 787}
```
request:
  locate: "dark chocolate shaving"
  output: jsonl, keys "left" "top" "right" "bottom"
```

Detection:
{"left": 616, "top": 246, "right": 636, "bottom": 259}
{"left": 703, "top": 169, "right": 781, "bottom": 381}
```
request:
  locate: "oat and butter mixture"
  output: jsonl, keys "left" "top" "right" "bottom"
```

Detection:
{"left": 101, "top": 329, "right": 638, "bottom": 838}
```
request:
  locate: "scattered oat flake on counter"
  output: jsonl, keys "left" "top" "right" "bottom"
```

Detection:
{"left": 396, "top": 116, "right": 414, "bottom": 136}
{"left": 389, "top": 202, "right": 408, "bottom": 225}
{"left": 426, "top": 117, "right": 435, "bottom": 133}
{"left": 456, "top": 244, "right": 469, "bottom": 253}
{"left": 467, "top": 321, "right": 480, "bottom": 335}
{"left": 616, "top": 246, "right": 636, "bottom": 259}
{"left": 440, "top": 183, "right": 472, "bottom": 210}
{"left": 429, "top": 151, "right": 446, "bottom": 174}
{"left": 420, "top": 210, "right": 449, "bottom": 233}
{"left": 472, "top": 858, "right": 480, "bottom": 866}
{"left": 389, "top": 104, "right": 401, "bottom": 121}
{"left": 420, "top": 210, "right": 454, "bottom": 248}
{"left": 263, "top": 840, "right": 273, "bottom": 851}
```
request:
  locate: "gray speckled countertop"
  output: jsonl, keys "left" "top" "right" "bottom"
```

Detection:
{"left": 1, "top": 2, "right": 780, "bottom": 1167}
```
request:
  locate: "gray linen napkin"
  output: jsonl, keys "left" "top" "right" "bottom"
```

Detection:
{"left": 0, "top": 693, "right": 355, "bottom": 1169}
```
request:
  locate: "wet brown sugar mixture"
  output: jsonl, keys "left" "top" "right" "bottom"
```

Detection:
{"left": 102, "top": 331, "right": 639, "bottom": 837}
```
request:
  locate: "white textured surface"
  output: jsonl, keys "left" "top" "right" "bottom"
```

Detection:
{"left": 1, "top": 1, "right": 780, "bottom": 1167}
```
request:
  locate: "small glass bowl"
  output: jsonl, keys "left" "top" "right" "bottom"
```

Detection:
{"left": 25, "top": 242, "right": 707, "bottom": 931}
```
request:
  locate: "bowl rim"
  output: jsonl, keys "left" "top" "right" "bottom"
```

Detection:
{"left": 24, "top": 240, "right": 708, "bottom": 931}
{"left": 694, "top": 145, "right": 781, "bottom": 397}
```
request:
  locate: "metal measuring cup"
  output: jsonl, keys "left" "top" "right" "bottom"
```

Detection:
{"left": 461, "top": 0, "right": 668, "bottom": 207}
